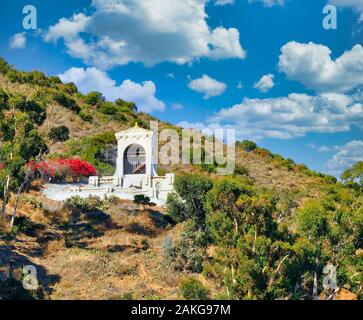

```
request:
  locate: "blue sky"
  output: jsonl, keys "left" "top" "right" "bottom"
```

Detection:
{"left": 1, "top": 0, "right": 363, "bottom": 177}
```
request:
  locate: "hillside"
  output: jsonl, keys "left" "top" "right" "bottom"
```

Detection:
{"left": 0, "top": 59, "right": 361, "bottom": 300}
{"left": 0, "top": 58, "right": 327, "bottom": 190}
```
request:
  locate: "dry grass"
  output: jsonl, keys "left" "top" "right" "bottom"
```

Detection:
{"left": 0, "top": 197, "right": 199, "bottom": 300}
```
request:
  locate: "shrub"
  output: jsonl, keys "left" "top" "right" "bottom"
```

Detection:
{"left": 180, "top": 278, "right": 210, "bottom": 300}
{"left": 48, "top": 126, "right": 70, "bottom": 143}
{"left": 253, "top": 147, "right": 273, "bottom": 159}
{"left": 234, "top": 164, "right": 249, "bottom": 176}
{"left": 237, "top": 140, "right": 257, "bottom": 152}
{"left": 63, "top": 82, "right": 78, "bottom": 95}
{"left": 134, "top": 195, "right": 156, "bottom": 210}
{"left": 79, "top": 110, "right": 93, "bottom": 123}
{"left": 166, "top": 220, "right": 208, "bottom": 273}
{"left": 0, "top": 88, "right": 9, "bottom": 110}
{"left": 53, "top": 92, "right": 80, "bottom": 112}
{"left": 84, "top": 91, "right": 105, "bottom": 106}
{"left": 0, "top": 57, "right": 10, "bottom": 74}
{"left": 27, "top": 158, "right": 96, "bottom": 182}
{"left": 115, "top": 98, "right": 137, "bottom": 112}
{"left": 98, "top": 102, "right": 127, "bottom": 122}
{"left": 168, "top": 174, "right": 212, "bottom": 227}
{"left": 49, "top": 76, "right": 62, "bottom": 84}
{"left": 141, "top": 239, "right": 150, "bottom": 250}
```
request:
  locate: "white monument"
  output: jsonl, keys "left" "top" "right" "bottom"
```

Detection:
{"left": 84, "top": 123, "right": 174, "bottom": 204}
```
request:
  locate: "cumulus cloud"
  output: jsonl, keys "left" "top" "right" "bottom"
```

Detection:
{"left": 44, "top": 0, "right": 246, "bottom": 69}
{"left": 177, "top": 121, "right": 225, "bottom": 133}
{"left": 326, "top": 140, "right": 363, "bottom": 175}
{"left": 208, "top": 92, "right": 363, "bottom": 140}
{"left": 58, "top": 67, "right": 165, "bottom": 113}
{"left": 249, "top": 0, "right": 285, "bottom": 7}
{"left": 278, "top": 41, "right": 363, "bottom": 93}
{"left": 9, "top": 32, "right": 26, "bottom": 49}
{"left": 329, "top": 0, "right": 363, "bottom": 23}
{"left": 188, "top": 74, "right": 227, "bottom": 99}
{"left": 254, "top": 73, "right": 275, "bottom": 92}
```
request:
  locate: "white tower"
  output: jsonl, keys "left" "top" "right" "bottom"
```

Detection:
{"left": 114, "top": 123, "right": 158, "bottom": 188}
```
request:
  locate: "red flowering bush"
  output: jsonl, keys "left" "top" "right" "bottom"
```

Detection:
{"left": 27, "top": 158, "right": 96, "bottom": 182}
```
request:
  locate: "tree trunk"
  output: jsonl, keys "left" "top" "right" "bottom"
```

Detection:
{"left": 9, "top": 176, "right": 29, "bottom": 229}
{"left": 268, "top": 254, "right": 290, "bottom": 291}
{"left": 252, "top": 224, "right": 260, "bottom": 253}
{"left": 1, "top": 175, "right": 10, "bottom": 216}
{"left": 233, "top": 217, "right": 238, "bottom": 234}
{"left": 313, "top": 258, "right": 319, "bottom": 300}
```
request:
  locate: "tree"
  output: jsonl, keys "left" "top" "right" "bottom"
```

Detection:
{"left": 0, "top": 90, "right": 47, "bottom": 224}
{"left": 180, "top": 277, "right": 210, "bottom": 300}
{"left": 205, "top": 177, "right": 298, "bottom": 300}
{"left": 84, "top": 91, "right": 105, "bottom": 106}
{"left": 0, "top": 88, "right": 9, "bottom": 110}
{"left": 341, "top": 161, "right": 363, "bottom": 187}
{"left": 133, "top": 194, "right": 155, "bottom": 211}
{"left": 166, "top": 174, "right": 212, "bottom": 228}
{"left": 237, "top": 140, "right": 257, "bottom": 152}
{"left": 48, "top": 126, "right": 70, "bottom": 143}
{"left": 296, "top": 201, "right": 329, "bottom": 299}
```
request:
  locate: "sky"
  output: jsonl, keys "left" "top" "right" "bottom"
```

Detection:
{"left": 1, "top": 0, "right": 363, "bottom": 177}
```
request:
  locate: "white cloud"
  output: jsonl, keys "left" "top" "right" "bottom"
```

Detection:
{"left": 326, "top": 140, "right": 363, "bottom": 175}
{"left": 44, "top": 0, "right": 246, "bottom": 69}
{"left": 318, "top": 146, "right": 332, "bottom": 153}
{"left": 177, "top": 121, "right": 224, "bottom": 132}
{"left": 254, "top": 73, "right": 275, "bottom": 92}
{"left": 9, "top": 32, "right": 26, "bottom": 49}
{"left": 208, "top": 92, "right": 363, "bottom": 140}
{"left": 237, "top": 81, "right": 244, "bottom": 89}
{"left": 249, "top": 0, "right": 285, "bottom": 7}
{"left": 278, "top": 41, "right": 363, "bottom": 93}
{"left": 214, "top": 0, "right": 235, "bottom": 6}
{"left": 44, "top": 13, "right": 90, "bottom": 42}
{"left": 58, "top": 67, "right": 165, "bottom": 113}
{"left": 188, "top": 74, "right": 227, "bottom": 99}
{"left": 329, "top": 0, "right": 363, "bottom": 23}
{"left": 171, "top": 103, "right": 183, "bottom": 110}
{"left": 166, "top": 73, "right": 175, "bottom": 79}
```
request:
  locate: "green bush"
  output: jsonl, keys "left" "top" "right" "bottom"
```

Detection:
{"left": 48, "top": 125, "right": 70, "bottom": 143}
{"left": 0, "top": 88, "right": 9, "bottom": 110}
{"left": 141, "top": 238, "right": 150, "bottom": 250}
{"left": 63, "top": 82, "right": 78, "bottom": 95}
{"left": 180, "top": 277, "right": 210, "bottom": 300}
{"left": 84, "top": 91, "right": 105, "bottom": 106}
{"left": 134, "top": 195, "right": 156, "bottom": 209}
{"left": 79, "top": 110, "right": 93, "bottom": 123}
{"left": 237, "top": 140, "right": 257, "bottom": 152}
{"left": 234, "top": 164, "right": 249, "bottom": 176}
{"left": 53, "top": 91, "right": 80, "bottom": 112}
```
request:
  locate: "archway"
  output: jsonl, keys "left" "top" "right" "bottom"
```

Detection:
{"left": 123, "top": 144, "right": 146, "bottom": 174}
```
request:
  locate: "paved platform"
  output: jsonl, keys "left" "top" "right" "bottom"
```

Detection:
{"left": 42, "top": 183, "right": 166, "bottom": 206}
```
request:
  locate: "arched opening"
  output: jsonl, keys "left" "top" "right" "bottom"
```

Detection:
{"left": 155, "top": 182, "right": 161, "bottom": 199}
{"left": 124, "top": 144, "right": 146, "bottom": 175}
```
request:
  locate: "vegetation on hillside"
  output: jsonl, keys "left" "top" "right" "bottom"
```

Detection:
{"left": 0, "top": 59, "right": 362, "bottom": 300}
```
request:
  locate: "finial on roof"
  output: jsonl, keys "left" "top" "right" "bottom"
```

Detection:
{"left": 134, "top": 121, "right": 139, "bottom": 128}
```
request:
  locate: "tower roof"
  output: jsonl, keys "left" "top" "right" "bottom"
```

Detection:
{"left": 115, "top": 124, "right": 153, "bottom": 139}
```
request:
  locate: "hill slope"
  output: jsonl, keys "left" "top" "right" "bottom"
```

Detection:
{"left": 1, "top": 59, "right": 360, "bottom": 301}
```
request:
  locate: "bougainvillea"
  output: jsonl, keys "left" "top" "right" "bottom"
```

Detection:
{"left": 27, "top": 158, "right": 96, "bottom": 182}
